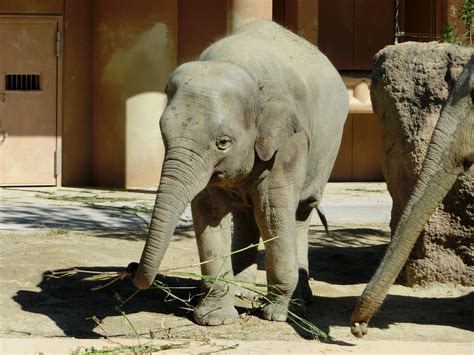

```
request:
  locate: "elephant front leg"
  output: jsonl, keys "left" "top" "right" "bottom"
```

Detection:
{"left": 254, "top": 188, "right": 301, "bottom": 322}
{"left": 191, "top": 191, "right": 238, "bottom": 326}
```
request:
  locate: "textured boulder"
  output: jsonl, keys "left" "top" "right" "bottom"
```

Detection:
{"left": 371, "top": 42, "right": 473, "bottom": 286}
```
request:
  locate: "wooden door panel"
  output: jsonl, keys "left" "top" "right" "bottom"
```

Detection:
{"left": 318, "top": 0, "right": 354, "bottom": 70}
{"left": 0, "top": 17, "right": 59, "bottom": 185}
{"left": 400, "top": 0, "right": 442, "bottom": 42}
{"left": 318, "top": 0, "right": 395, "bottom": 70}
{"left": 354, "top": 0, "right": 395, "bottom": 70}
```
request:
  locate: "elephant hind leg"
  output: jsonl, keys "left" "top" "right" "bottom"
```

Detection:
{"left": 231, "top": 209, "right": 260, "bottom": 299}
{"left": 296, "top": 207, "right": 313, "bottom": 303}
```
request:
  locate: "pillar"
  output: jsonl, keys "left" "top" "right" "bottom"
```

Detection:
{"left": 227, "top": 0, "right": 272, "bottom": 31}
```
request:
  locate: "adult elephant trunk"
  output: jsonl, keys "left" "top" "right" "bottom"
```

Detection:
{"left": 351, "top": 56, "right": 473, "bottom": 337}
{"left": 132, "top": 146, "right": 212, "bottom": 289}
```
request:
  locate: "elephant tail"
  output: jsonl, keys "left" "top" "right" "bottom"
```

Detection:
{"left": 316, "top": 205, "right": 329, "bottom": 235}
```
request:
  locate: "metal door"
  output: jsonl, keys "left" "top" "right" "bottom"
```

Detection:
{"left": 0, "top": 17, "right": 61, "bottom": 186}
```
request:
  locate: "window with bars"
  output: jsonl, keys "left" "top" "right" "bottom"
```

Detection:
{"left": 5, "top": 74, "right": 41, "bottom": 91}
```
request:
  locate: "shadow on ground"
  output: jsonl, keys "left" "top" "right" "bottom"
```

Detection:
{"left": 83, "top": 229, "right": 195, "bottom": 243}
{"left": 0, "top": 204, "right": 147, "bottom": 231}
{"left": 13, "top": 266, "right": 473, "bottom": 340}
{"left": 301, "top": 291, "right": 474, "bottom": 341}
{"left": 308, "top": 227, "right": 390, "bottom": 285}
{"left": 256, "top": 227, "right": 390, "bottom": 285}
{"left": 13, "top": 227, "right": 473, "bottom": 339}
{"left": 13, "top": 267, "right": 201, "bottom": 338}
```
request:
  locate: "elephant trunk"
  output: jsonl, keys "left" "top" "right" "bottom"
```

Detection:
{"left": 351, "top": 58, "right": 473, "bottom": 337}
{"left": 132, "top": 146, "right": 212, "bottom": 289}
{"left": 351, "top": 156, "right": 461, "bottom": 326}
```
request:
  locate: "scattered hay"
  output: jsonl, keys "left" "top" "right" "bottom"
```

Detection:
{"left": 47, "top": 235, "right": 328, "bottom": 343}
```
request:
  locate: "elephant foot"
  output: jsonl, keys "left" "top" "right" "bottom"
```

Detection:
{"left": 263, "top": 300, "right": 289, "bottom": 322}
{"left": 235, "top": 285, "right": 259, "bottom": 300}
{"left": 263, "top": 293, "right": 306, "bottom": 322}
{"left": 234, "top": 272, "right": 260, "bottom": 300}
{"left": 194, "top": 296, "right": 238, "bottom": 326}
{"left": 350, "top": 321, "right": 368, "bottom": 338}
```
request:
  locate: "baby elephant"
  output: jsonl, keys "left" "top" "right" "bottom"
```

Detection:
{"left": 130, "top": 20, "right": 348, "bottom": 326}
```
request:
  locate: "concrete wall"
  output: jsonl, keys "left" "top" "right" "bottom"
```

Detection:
{"left": 92, "top": 0, "right": 177, "bottom": 188}
{"left": 62, "top": 0, "right": 94, "bottom": 186}
{"left": 331, "top": 113, "right": 383, "bottom": 181}
{"left": 1, "top": 0, "right": 389, "bottom": 187}
{"left": 330, "top": 75, "right": 383, "bottom": 181}
{"left": 0, "top": 0, "right": 179, "bottom": 188}
{"left": 178, "top": 0, "right": 227, "bottom": 63}
{"left": 227, "top": 0, "right": 272, "bottom": 30}
{"left": 0, "top": 0, "right": 94, "bottom": 186}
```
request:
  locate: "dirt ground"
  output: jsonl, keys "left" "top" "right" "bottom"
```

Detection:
{"left": 0, "top": 185, "right": 473, "bottom": 353}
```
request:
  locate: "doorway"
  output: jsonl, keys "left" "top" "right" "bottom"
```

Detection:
{"left": 0, "top": 16, "right": 62, "bottom": 186}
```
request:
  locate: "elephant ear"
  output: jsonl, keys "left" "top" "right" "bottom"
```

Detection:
{"left": 255, "top": 95, "right": 307, "bottom": 161}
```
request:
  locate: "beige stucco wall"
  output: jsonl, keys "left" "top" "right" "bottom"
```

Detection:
{"left": 296, "top": 0, "right": 318, "bottom": 45}
{"left": 92, "top": 0, "right": 177, "bottom": 188}
{"left": 330, "top": 77, "right": 383, "bottom": 182}
{"left": 331, "top": 113, "right": 383, "bottom": 182}
{"left": 178, "top": 0, "right": 227, "bottom": 62}
{"left": 1, "top": 0, "right": 384, "bottom": 187}
{"left": 227, "top": 0, "right": 272, "bottom": 31}
{"left": 0, "top": 0, "right": 95, "bottom": 187}
{"left": 62, "top": 0, "right": 94, "bottom": 186}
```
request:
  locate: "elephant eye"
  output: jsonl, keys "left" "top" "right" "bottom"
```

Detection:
{"left": 216, "top": 136, "right": 233, "bottom": 151}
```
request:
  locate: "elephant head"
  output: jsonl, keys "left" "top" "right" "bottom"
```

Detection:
{"left": 350, "top": 55, "right": 474, "bottom": 338}
{"left": 131, "top": 60, "right": 304, "bottom": 289}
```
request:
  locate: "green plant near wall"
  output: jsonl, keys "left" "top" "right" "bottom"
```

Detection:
{"left": 460, "top": 0, "right": 473, "bottom": 45}
{"left": 442, "top": 23, "right": 456, "bottom": 43}
{"left": 442, "top": 0, "right": 473, "bottom": 46}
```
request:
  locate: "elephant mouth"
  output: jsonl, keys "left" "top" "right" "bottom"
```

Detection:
{"left": 211, "top": 169, "right": 225, "bottom": 180}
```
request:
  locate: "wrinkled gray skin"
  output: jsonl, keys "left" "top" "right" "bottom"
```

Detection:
{"left": 351, "top": 55, "right": 474, "bottom": 338}
{"left": 131, "top": 21, "right": 348, "bottom": 326}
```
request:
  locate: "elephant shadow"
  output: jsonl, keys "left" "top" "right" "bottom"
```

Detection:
{"left": 13, "top": 227, "right": 474, "bottom": 339}
{"left": 257, "top": 227, "right": 391, "bottom": 285}
{"left": 259, "top": 227, "right": 474, "bottom": 339}
{"left": 13, "top": 267, "right": 202, "bottom": 338}
{"left": 307, "top": 227, "right": 390, "bottom": 285}
{"left": 300, "top": 227, "right": 473, "bottom": 338}
{"left": 301, "top": 292, "right": 474, "bottom": 340}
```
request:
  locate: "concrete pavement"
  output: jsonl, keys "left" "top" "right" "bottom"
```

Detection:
{"left": 2, "top": 184, "right": 472, "bottom": 354}
{"left": 0, "top": 183, "right": 391, "bottom": 231}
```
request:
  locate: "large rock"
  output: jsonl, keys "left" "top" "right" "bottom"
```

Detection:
{"left": 371, "top": 42, "right": 473, "bottom": 286}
